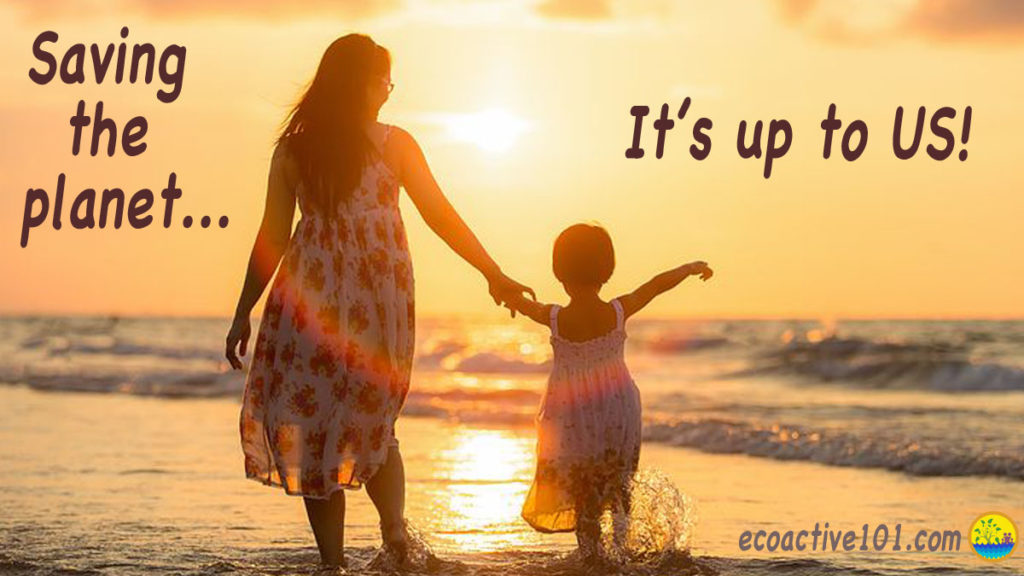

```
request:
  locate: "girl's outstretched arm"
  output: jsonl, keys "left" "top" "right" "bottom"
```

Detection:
{"left": 392, "top": 126, "right": 534, "bottom": 309}
{"left": 503, "top": 292, "right": 553, "bottom": 327}
{"left": 226, "top": 143, "right": 298, "bottom": 369}
{"left": 618, "top": 261, "right": 713, "bottom": 320}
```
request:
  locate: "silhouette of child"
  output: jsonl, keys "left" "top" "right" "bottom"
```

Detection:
{"left": 504, "top": 223, "right": 713, "bottom": 559}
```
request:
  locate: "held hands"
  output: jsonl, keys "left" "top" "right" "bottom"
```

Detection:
{"left": 225, "top": 313, "right": 251, "bottom": 370}
{"left": 488, "top": 272, "right": 536, "bottom": 317}
{"left": 685, "top": 260, "right": 714, "bottom": 281}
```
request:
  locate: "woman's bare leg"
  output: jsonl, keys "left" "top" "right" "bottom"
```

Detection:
{"left": 303, "top": 490, "right": 346, "bottom": 566}
{"left": 366, "top": 444, "right": 408, "bottom": 558}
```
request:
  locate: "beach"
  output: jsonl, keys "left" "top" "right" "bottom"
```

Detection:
{"left": 0, "top": 315, "right": 1022, "bottom": 575}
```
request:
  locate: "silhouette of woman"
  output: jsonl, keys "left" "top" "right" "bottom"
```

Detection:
{"left": 225, "top": 34, "right": 532, "bottom": 567}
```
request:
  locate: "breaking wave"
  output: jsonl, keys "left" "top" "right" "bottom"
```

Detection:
{"left": 740, "top": 336, "right": 1024, "bottom": 392}
{"left": 645, "top": 418, "right": 1024, "bottom": 480}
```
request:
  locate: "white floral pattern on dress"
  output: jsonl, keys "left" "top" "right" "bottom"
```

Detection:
{"left": 239, "top": 126, "right": 415, "bottom": 499}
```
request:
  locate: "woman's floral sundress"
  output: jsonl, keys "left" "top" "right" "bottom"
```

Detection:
{"left": 521, "top": 298, "right": 642, "bottom": 532}
{"left": 239, "top": 125, "right": 415, "bottom": 499}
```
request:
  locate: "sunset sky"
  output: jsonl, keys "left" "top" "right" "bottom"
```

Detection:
{"left": 1, "top": 0, "right": 1023, "bottom": 318}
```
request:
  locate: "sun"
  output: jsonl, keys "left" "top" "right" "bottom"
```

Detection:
{"left": 440, "top": 108, "right": 531, "bottom": 153}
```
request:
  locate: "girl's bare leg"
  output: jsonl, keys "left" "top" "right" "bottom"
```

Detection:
{"left": 612, "top": 483, "right": 632, "bottom": 551}
{"left": 303, "top": 490, "right": 346, "bottom": 567}
{"left": 366, "top": 444, "right": 408, "bottom": 560}
{"left": 575, "top": 491, "right": 601, "bottom": 559}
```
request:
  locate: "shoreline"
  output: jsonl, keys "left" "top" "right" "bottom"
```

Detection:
{"left": 0, "top": 386, "right": 1021, "bottom": 575}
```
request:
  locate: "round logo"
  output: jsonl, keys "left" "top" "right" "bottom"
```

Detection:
{"left": 971, "top": 512, "right": 1017, "bottom": 561}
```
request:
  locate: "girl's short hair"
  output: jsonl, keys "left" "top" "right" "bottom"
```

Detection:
{"left": 553, "top": 223, "right": 615, "bottom": 286}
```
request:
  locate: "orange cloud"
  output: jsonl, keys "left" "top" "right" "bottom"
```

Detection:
{"left": 11, "top": 0, "right": 670, "bottom": 26}
{"left": 535, "top": 0, "right": 611, "bottom": 20}
{"left": 906, "top": 0, "right": 1024, "bottom": 40}
{"left": 11, "top": 0, "right": 400, "bottom": 21}
{"left": 776, "top": 0, "right": 1024, "bottom": 43}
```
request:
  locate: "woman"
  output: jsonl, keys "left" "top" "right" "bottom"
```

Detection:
{"left": 225, "top": 34, "right": 532, "bottom": 567}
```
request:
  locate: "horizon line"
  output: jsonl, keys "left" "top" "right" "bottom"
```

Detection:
{"left": 1, "top": 311, "right": 1023, "bottom": 323}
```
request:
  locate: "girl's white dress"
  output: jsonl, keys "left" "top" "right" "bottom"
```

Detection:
{"left": 521, "top": 298, "right": 642, "bottom": 532}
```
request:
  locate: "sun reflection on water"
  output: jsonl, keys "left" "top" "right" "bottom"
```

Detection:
{"left": 426, "top": 428, "right": 546, "bottom": 552}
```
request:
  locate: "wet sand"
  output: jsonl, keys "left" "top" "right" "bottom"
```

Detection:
{"left": 0, "top": 385, "right": 1020, "bottom": 575}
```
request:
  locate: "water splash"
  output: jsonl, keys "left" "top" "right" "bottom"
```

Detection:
{"left": 356, "top": 475, "right": 698, "bottom": 575}
{"left": 599, "top": 468, "right": 697, "bottom": 564}
{"left": 363, "top": 521, "right": 452, "bottom": 574}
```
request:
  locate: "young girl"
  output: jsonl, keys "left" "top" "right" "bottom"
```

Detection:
{"left": 505, "top": 223, "right": 713, "bottom": 559}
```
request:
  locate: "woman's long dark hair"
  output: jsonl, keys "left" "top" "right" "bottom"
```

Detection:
{"left": 277, "top": 34, "right": 390, "bottom": 212}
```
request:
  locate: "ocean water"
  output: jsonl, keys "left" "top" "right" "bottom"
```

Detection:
{"left": 0, "top": 315, "right": 1022, "bottom": 575}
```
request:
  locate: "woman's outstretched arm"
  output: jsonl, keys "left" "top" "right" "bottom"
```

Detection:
{"left": 226, "top": 143, "right": 297, "bottom": 369}
{"left": 392, "top": 126, "right": 534, "bottom": 308}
